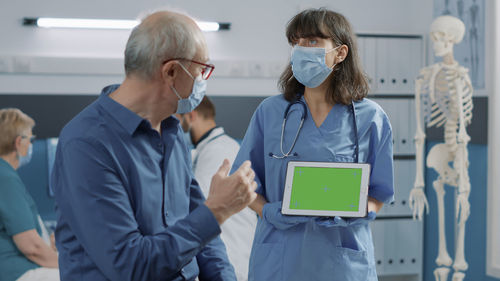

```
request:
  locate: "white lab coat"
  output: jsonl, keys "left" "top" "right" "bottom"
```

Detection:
{"left": 191, "top": 127, "right": 257, "bottom": 281}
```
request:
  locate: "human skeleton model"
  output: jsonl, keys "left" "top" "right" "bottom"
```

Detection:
{"left": 408, "top": 15, "right": 473, "bottom": 281}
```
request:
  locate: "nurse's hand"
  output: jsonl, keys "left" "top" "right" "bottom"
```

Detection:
{"left": 262, "top": 201, "right": 311, "bottom": 230}
{"left": 315, "top": 211, "right": 376, "bottom": 228}
{"left": 205, "top": 159, "right": 258, "bottom": 225}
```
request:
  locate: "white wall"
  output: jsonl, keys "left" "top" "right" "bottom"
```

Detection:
{"left": 0, "top": 0, "right": 433, "bottom": 95}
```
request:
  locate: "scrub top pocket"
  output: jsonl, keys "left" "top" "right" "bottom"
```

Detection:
{"left": 330, "top": 246, "right": 369, "bottom": 281}
{"left": 290, "top": 239, "right": 369, "bottom": 281}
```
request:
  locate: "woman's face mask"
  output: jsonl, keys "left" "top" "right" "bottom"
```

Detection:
{"left": 290, "top": 45, "right": 340, "bottom": 88}
{"left": 18, "top": 143, "right": 33, "bottom": 168}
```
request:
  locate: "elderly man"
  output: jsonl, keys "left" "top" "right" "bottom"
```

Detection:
{"left": 52, "top": 11, "right": 257, "bottom": 281}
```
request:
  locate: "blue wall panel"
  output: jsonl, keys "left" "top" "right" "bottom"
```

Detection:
{"left": 423, "top": 141, "right": 498, "bottom": 281}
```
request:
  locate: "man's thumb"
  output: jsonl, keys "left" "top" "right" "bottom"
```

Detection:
{"left": 216, "top": 159, "right": 231, "bottom": 176}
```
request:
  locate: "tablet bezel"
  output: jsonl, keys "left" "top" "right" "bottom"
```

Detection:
{"left": 281, "top": 161, "right": 370, "bottom": 217}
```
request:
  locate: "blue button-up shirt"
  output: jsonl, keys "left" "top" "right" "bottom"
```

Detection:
{"left": 52, "top": 85, "right": 235, "bottom": 281}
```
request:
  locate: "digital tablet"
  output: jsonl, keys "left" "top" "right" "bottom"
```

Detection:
{"left": 281, "top": 161, "right": 370, "bottom": 217}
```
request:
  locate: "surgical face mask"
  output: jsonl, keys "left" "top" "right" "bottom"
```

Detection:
{"left": 18, "top": 144, "right": 33, "bottom": 168}
{"left": 290, "top": 45, "right": 340, "bottom": 88}
{"left": 171, "top": 63, "right": 207, "bottom": 114}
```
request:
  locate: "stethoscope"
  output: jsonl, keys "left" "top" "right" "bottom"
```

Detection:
{"left": 269, "top": 97, "right": 360, "bottom": 163}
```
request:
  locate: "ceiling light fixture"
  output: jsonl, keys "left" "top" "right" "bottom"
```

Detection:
{"left": 22, "top": 17, "right": 230, "bottom": 32}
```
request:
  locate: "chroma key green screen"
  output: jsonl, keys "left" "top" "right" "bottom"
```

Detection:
{"left": 289, "top": 166, "right": 362, "bottom": 211}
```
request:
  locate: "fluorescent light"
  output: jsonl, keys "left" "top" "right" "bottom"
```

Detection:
{"left": 23, "top": 17, "right": 230, "bottom": 32}
{"left": 196, "top": 21, "right": 219, "bottom": 32}
{"left": 37, "top": 18, "right": 138, "bottom": 29}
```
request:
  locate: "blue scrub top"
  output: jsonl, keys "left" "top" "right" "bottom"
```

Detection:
{"left": 52, "top": 85, "right": 235, "bottom": 281}
{"left": 232, "top": 94, "right": 394, "bottom": 281}
{"left": 0, "top": 159, "right": 41, "bottom": 281}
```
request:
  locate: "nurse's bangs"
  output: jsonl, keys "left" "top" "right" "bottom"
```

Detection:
{"left": 286, "top": 9, "right": 330, "bottom": 44}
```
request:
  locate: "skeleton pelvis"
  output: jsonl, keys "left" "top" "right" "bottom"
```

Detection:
{"left": 427, "top": 143, "right": 458, "bottom": 185}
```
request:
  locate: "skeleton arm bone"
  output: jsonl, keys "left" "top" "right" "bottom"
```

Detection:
{"left": 409, "top": 76, "right": 430, "bottom": 220}
{"left": 452, "top": 73, "right": 472, "bottom": 273}
{"left": 454, "top": 74, "right": 472, "bottom": 217}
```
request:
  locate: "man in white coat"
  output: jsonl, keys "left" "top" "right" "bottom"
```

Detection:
{"left": 178, "top": 96, "right": 257, "bottom": 281}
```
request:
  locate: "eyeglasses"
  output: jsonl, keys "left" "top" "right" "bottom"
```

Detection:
{"left": 21, "top": 135, "right": 36, "bottom": 143}
{"left": 164, "top": 58, "right": 215, "bottom": 80}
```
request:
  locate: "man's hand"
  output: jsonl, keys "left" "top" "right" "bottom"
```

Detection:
{"left": 205, "top": 160, "right": 257, "bottom": 224}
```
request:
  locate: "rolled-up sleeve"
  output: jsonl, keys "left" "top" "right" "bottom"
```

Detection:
{"left": 54, "top": 139, "right": 222, "bottom": 281}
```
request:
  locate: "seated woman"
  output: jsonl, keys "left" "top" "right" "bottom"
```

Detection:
{"left": 0, "top": 108, "right": 59, "bottom": 281}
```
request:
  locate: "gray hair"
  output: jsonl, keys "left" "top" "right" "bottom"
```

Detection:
{"left": 124, "top": 11, "right": 203, "bottom": 80}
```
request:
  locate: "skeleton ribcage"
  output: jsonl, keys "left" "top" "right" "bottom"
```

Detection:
{"left": 419, "top": 65, "right": 473, "bottom": 129}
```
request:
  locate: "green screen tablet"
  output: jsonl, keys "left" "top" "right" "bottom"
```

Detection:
{"left": 281, "top": 161, "right": 370, "bottom": 217}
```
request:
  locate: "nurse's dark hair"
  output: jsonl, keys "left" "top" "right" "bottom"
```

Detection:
{"left": 278, "top": 8, "right": 369, "bottom": 105}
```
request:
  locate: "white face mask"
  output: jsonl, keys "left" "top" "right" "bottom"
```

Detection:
{"left": 290, "top": 45, "right": 340, "bottom": 88}
{"left": 171, "top": 63, "right": 207, "bottom": 114}
{"left": 18, "top": 143, "right": 33, "bottom": 168}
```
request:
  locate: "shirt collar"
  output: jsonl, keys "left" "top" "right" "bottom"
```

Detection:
{"left": 97, "top": 84, "right": 147, "bottom": 136}
{"left": 194, "top": 126, "right": 218, "bottom": 148}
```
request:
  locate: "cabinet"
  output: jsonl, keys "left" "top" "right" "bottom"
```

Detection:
{"left": 375, "top": 159, "right": 416, "bottom": 217}
{"left": 358, "top": 35, "right": 424, "bottom": 95}
{"left": 371, "top": 98, "right": 416, "bottom": 155}
{"left": 372, "top": 219, "right": 423, "bottom": 276}
{"left": 358, "top": 34, "right": 425, "bottom": 281}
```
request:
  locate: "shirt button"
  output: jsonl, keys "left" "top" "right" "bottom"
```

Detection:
{"left": 158, "top": 142, "right": 162, "bottom": 148}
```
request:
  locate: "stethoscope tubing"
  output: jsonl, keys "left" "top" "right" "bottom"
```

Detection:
{"left": 270, "top": 96, "right": 359, "bottom": 163}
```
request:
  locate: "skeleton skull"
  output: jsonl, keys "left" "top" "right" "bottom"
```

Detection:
{"left": 430, "top": 15, "right": 465, "bottom": 57}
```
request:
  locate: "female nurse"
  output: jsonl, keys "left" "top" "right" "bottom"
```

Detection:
{"left": 231, "top": 8, "right": 394, "bottom": 281}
